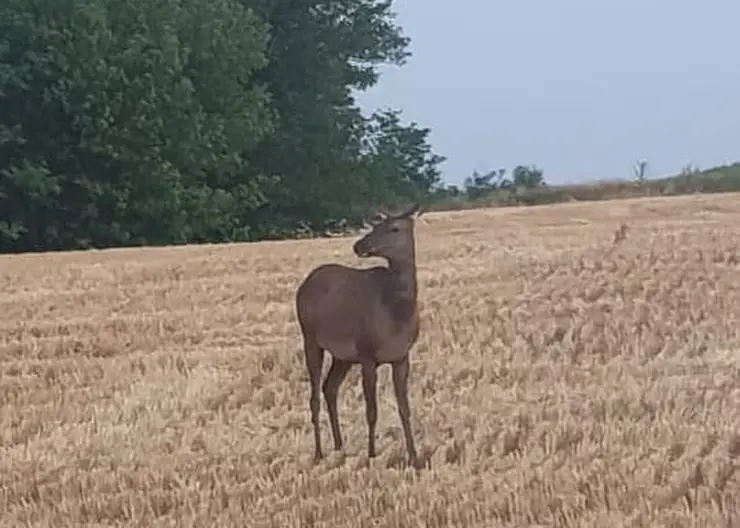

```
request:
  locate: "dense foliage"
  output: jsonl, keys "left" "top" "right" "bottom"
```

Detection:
{"left": 0, "top": 0, "right": 446, "bottom": 252}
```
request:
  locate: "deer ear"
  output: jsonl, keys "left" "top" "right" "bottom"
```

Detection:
{"left": 376, "top": 211, "right": 389, "bottom": 220}
{"left": 365, "top": 210, "right": 387, "bottom": 227}
{"left": 398, "top": 203, "right": 420, "bottom": 218}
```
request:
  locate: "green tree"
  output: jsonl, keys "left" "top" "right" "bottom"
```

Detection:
{"left": 463, "top": 168, "right": 509, "bottom": 200}
{"left": 1, "top": 0, "right": 446, "bottom": 252}
{"left": 360, "top": 108, "right": 446, "bottom": 206}
{"left": 511, "top": 165, "right": 545, "bottom": 189}
{"left": 0, "top": 0, "right": 272, "bottom": 251}
{"left": 244, "top": 0, "right": 442, "bottom": 237}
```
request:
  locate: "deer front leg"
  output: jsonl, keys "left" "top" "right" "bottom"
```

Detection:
{"left": 322, "top": 357, "right": 352, "bottom": 451}
{"left": 392, "top": 356, "right": 418, "bottom": 467}
{"left": 360, "top": 360, "right": 379, "bottom": 459}
{"left": 304, "top": 340, "right": 325, "bottom": 463}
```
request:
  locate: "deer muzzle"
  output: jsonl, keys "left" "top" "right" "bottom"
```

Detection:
{"left": 353, "top": 238, "right": 371, "bottom": 258}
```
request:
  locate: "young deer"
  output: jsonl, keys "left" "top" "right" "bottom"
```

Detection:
{"left": 295, "top": 203, "right": 425, "bottom": 468}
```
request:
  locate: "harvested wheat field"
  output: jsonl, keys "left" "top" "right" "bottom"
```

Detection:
{"left": 2, "top": 193, "right": 740, "bottom": 527}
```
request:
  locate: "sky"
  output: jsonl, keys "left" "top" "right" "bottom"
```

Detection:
{"left": 356, "top": 0, "right": 740, "bottom": 187}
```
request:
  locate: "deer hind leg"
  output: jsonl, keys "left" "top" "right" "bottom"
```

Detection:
{"left": 392, "top": 357, "right": 418, "bottom": 467}
{"left": 322, "top": 357, "right": 352, "bottom": 452}
{"left": 360, "top": 360, "right": 379, "bottom": 459}
{"left": 303, "top": 337, "right": 325, "bottom": 463}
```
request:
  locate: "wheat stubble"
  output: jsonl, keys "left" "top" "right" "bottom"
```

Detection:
{"left": 1, "top": 193, "right": 739, "bottom": 527}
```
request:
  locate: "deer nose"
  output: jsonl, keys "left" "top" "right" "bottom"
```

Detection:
{"left": 353, "top": 239, "right": 369, "bottom": 257}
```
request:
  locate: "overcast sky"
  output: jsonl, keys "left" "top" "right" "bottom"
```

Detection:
{"left": 356, "top": 0, "right": 739, "bottom": 186}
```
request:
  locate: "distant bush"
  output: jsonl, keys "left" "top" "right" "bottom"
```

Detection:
{"left": 427, "top": 162, "right": 740, "bottom": 212}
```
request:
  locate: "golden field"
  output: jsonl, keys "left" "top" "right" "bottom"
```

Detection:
{"left": 1, "top": 193, "right": 739, "bottom": 527}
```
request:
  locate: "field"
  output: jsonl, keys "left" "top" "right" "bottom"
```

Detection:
{"left": 1, "top": 193, "right": 739, "bottom": 527}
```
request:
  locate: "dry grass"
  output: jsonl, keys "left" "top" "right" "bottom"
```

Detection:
{"left": 1, "top": 193, "right": 740, "bottom": 527}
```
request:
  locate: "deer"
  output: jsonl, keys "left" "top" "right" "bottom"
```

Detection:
{"left": 295, "top": 203, "right": 425, "bottom": 469}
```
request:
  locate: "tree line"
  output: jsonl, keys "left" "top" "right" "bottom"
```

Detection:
{"left": 0, "top": 0, "right": 549, "bottom": 253}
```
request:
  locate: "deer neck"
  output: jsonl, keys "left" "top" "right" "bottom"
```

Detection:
{"left": 386, "top": 252, "right": 417, "bottom": 304}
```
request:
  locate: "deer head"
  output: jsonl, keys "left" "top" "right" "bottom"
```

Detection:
{"left": 353, "top": 204, "right": 424, "bottom": 261}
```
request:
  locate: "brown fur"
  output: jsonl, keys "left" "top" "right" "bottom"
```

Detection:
{"left": 295, "top": 203, "right": 424, "bottom": 468}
